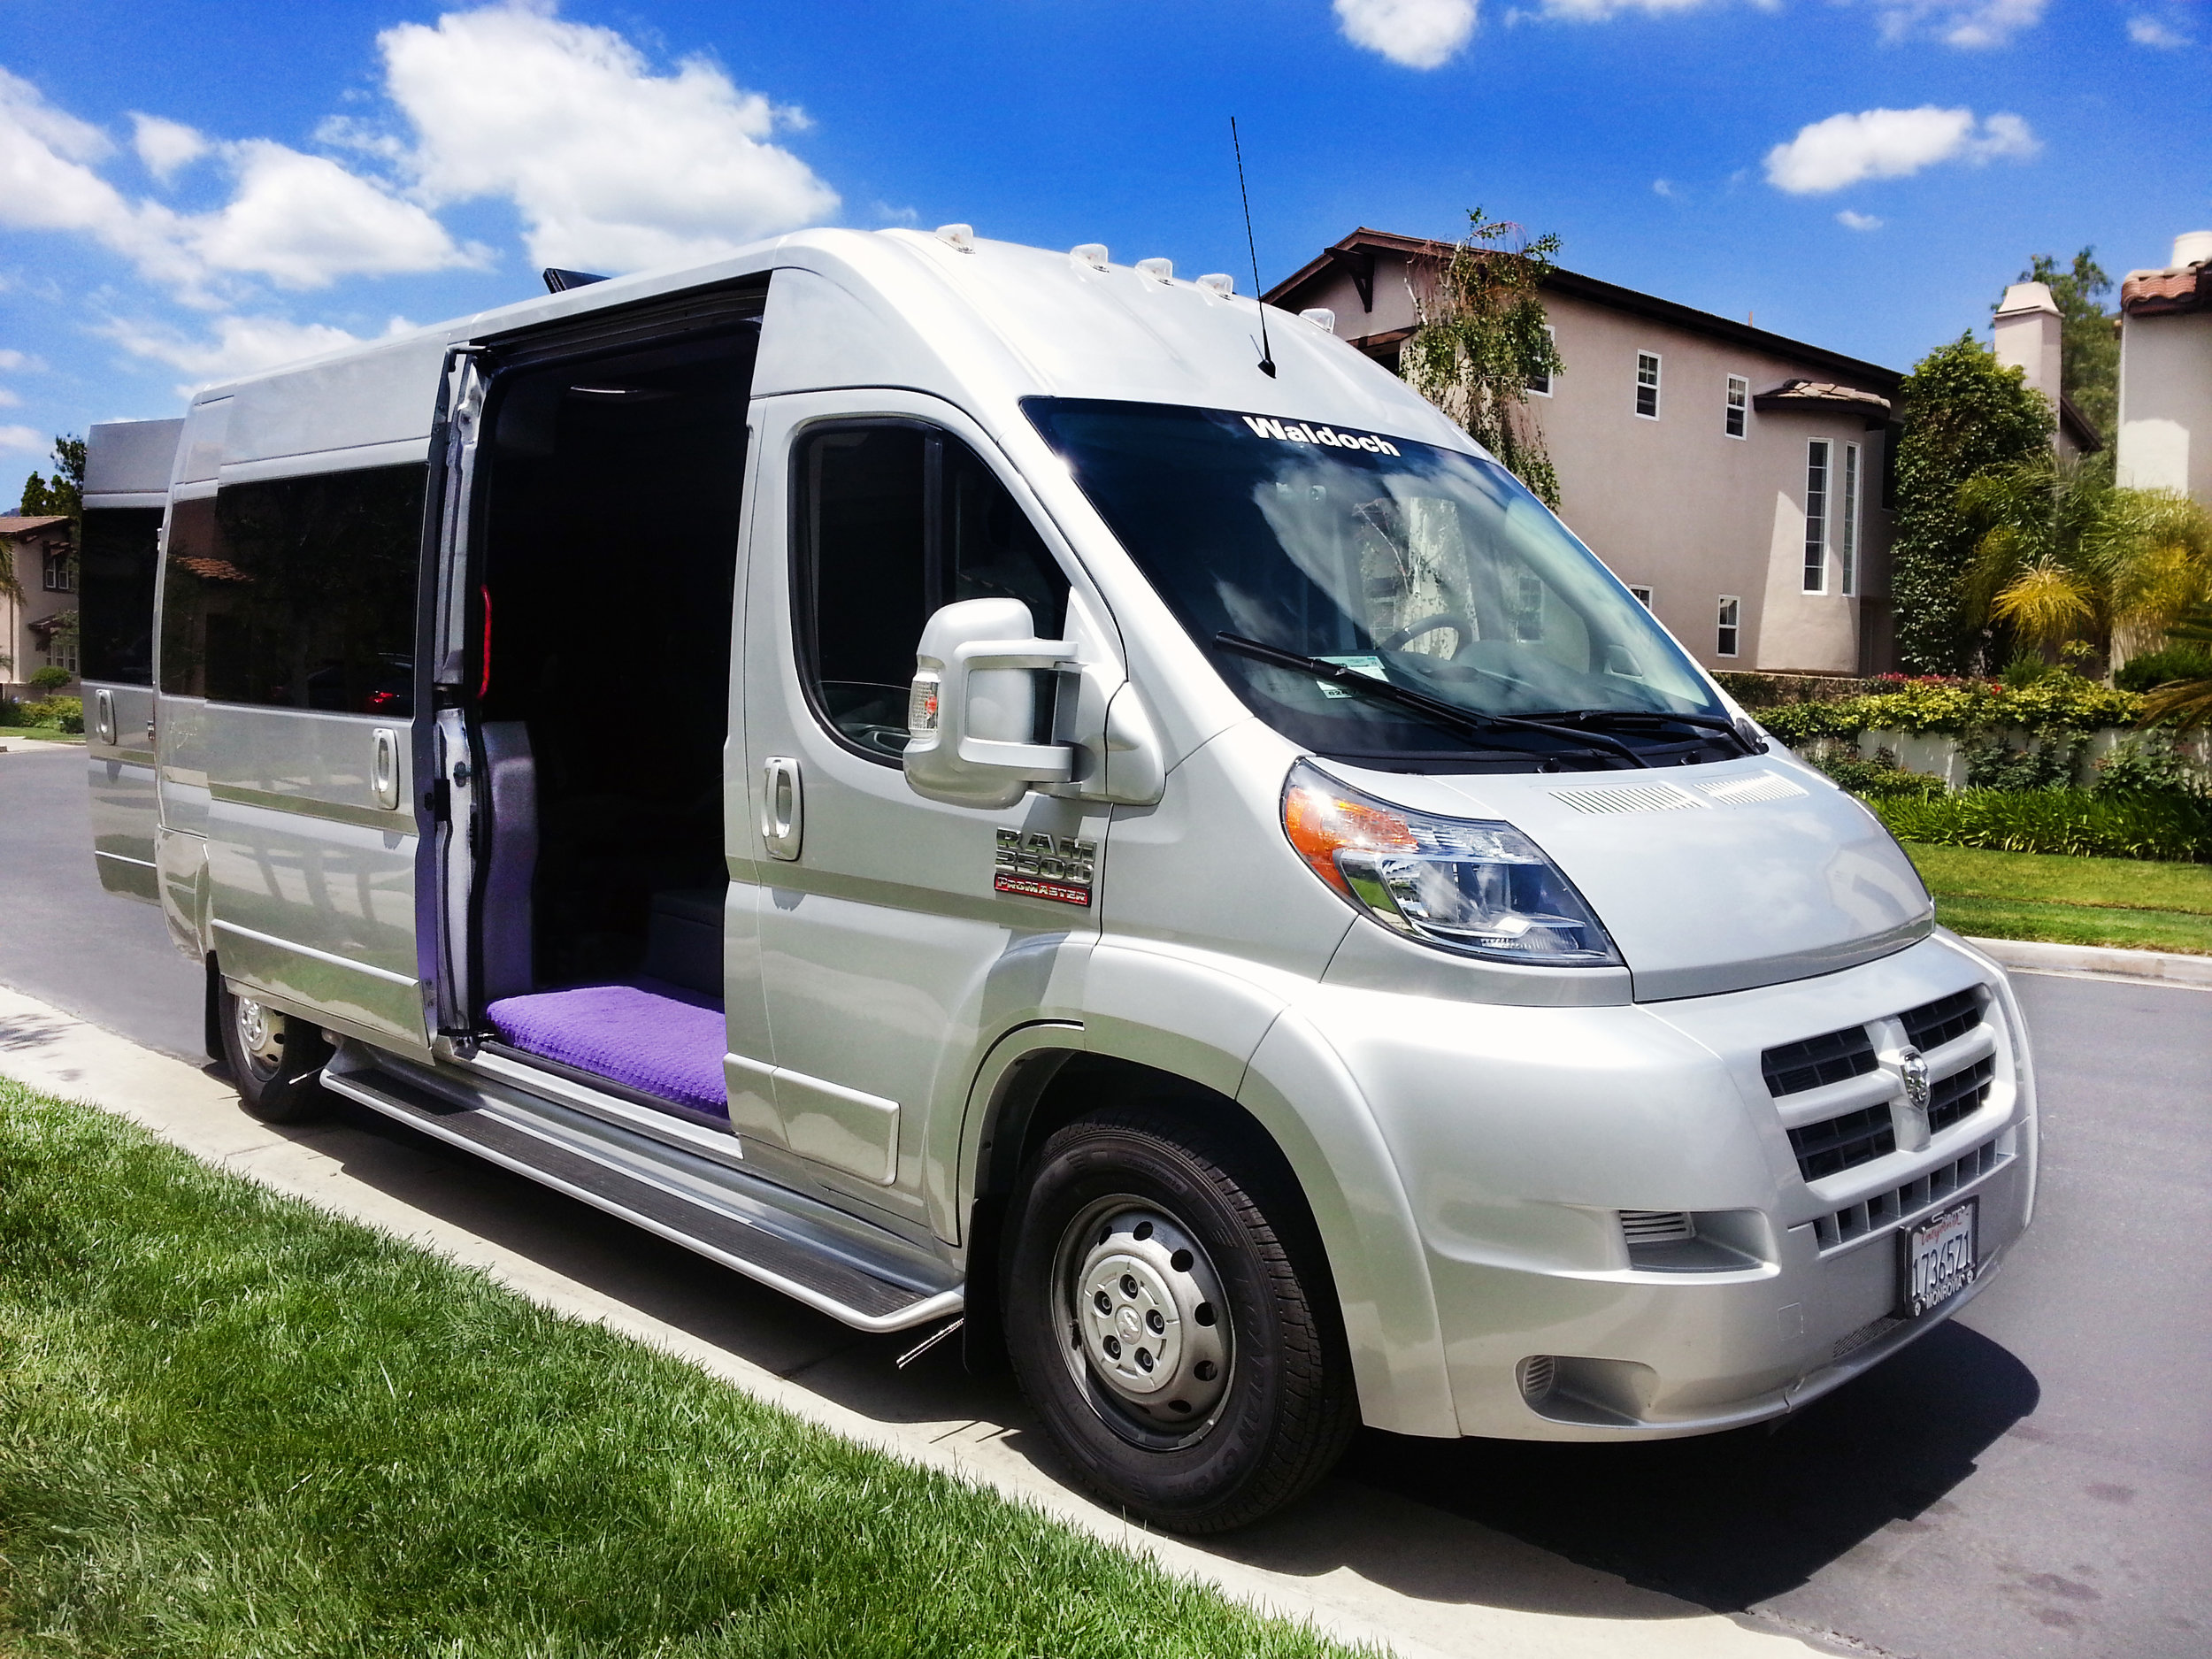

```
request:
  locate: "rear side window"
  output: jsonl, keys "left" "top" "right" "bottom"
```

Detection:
{"left": 793, "top": 422, "right": 1066, "bottom": 762}
{"left": 80, "top": 505, "right": 164, "bottom": 685}
{"left": 157, "top": 463, "right": 424, "bottom": 713}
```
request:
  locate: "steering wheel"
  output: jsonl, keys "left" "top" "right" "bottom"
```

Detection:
{"left": 1377, "top": 613, "right": 1477, "bottom": 657}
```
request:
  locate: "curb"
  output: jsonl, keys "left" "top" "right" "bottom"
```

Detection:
{"left": 1965, "top": 934, "right": 2212, "bottom": 988}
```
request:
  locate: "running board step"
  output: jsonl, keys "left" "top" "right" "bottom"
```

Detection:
{"left": 320, "top": 1060, "right": 962, "bottom": 1334}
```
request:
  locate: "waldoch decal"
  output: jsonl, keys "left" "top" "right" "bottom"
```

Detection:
{"left": 1240, "top": 415, "right": 1401, "bottom": 455}
{"left": 995, "top": 828, "right": 1096, "bottom": 907}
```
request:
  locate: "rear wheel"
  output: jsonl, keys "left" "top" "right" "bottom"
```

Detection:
{"left": 218, "top": 983, "right": 331, "bottom": 1123}
{"left": 1002, "top": 1108, "right": 1358, "bottom": 1533}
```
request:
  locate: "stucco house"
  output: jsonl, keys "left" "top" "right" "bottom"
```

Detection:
{"left": 2115, "top": 230, "right": 2212, "bottom": 509}
{"left": 2, "top": 513, "right": 77, "bottom": 698}
{"left": 1267, "top": 228, "right": 1904, "bottom": 674}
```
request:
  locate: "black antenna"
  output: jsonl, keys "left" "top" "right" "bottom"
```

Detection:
{"left": 1231, "top": 117, "right": 1276, "bottom": 379}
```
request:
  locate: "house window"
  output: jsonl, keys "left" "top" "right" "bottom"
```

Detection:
{"left": 1628, "top": 585, "right": 1654, "bottom": 609}
{"left": 1803, "top": 440, "right": 1830, "bottom": 593}
{"left": 1839, "top": 442, "right": 1860, "bottom": 597}
{"left": 1717, "top": 595, "right": 1740, "bottom": 657}
{"left": 1527, "top": 325, "right": 1556, "bottom": 396}
{"left": 1635, "top": 352, "right": 1661, "bottom": 419}
{"left": 42, "top": 627, "right": 77, "bottom": 675}
{"left": 1725, "top": 376, "right": 1748, "bottom": 439}
{"left": 42, "top": 545, "right": 73, "bottom": 592}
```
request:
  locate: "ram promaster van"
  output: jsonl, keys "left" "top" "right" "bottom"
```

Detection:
{"left": 81, "top": 228, "right": 2035, "bottom": 1532}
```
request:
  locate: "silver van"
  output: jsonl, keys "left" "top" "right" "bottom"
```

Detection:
{"left": 83, "top": 228, "right": 2036, "bottom": 1532}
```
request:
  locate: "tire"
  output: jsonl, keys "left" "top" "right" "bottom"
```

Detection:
{"left": 218, "top": 982, "right": 332, "bottom": 1124}
{"left": 1002, "top": 1107, "right": 1359, "bottom": 1533}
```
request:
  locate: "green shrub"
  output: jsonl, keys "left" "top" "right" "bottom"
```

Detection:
{"left": 2094, "top": 732, "right": 2207, "bottom": 799}
{"left": 1759, "top": 672, "right": 2144, "bottom": 746}
{"left": 0, "top": 695, "right": 20, "bottom": 726}
{"left": 27, "top": 664, "right": 73, "bottom": 695}
{"left": 1961, "top": 731, "right": 2085, "bottom": 791}
{"left": 2116, "top": 644, "right": 2212, "bottom": 692}
{"left": 20, "top": 695, "right": 83, "bottom": 733}
{"left": 1809, "top": 749, "right": 1949, "bottom": 800}
{"left": 1872, "top": 788, "right": 2212, "bottom": 862}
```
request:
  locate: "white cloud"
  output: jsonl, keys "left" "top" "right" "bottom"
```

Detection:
{"left": 0, "top": 425, "right": 48, "bottom": 456}
{"left": 1335, "top": 0, "right": 1479, "bottom": 69}
{"left": 1836, "top": 210, "right": 1885, "bottom": 230}
{"left": 367, "top": 2, "right": 839, "bottom": 273}
{"left": 1872, "top": 0, "right": 2045, "bottom": 47}
{"left": 100, "top": 312, "right": 416, "bottom": 396}
{"left": 0, "top": 387, "right": 19, "bottom": 406}
{"left": 1532, "top": 0, "right": 1725, "bottom": 19}
{"left": 0, "top": 349, "right": 38, "bottom": 373}
{"left": 1652, "top": 178, "right": 1675, "bottom": 197}
{"left": 1764, "top": 106, "right": 2038, "bottom": 195}
{"left": 131, "top": 113, "right": 209, "bottom": 181}
{"left": 2127, "top": 14, "right": 2191, "bottom": 46}
{"left": 0, "top": 67, "right": 477, "bottom": 299}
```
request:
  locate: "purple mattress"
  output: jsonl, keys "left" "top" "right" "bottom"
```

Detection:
{"left": 488, "top": 979, "right": 727, "bottom": 1119}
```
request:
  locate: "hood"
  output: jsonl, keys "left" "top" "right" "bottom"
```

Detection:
{"left": 1320, "top": 753, "right": 1932, "bottom": 1002}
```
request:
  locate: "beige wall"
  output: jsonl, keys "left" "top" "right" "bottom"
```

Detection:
{"left": 1290, "top": 257, "right": 1893, "bottom": 674}
{"left": 2117, "top": 308, "right": 2212, "bottom": 507}
{"left": 2, "top": 532, "right": 78, "bottom": 698}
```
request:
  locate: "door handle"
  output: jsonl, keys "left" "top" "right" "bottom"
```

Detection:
{"left": 761, "top": 756, "right": 803, "bottom": 860}
{"left": 372, "top": 727, "right": 401, "bottom": 810}
{"left": 94, "top": 689, "right": 116, "bottom": 745}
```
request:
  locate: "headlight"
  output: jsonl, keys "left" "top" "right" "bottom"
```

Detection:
{"left": 1281, "top": 761, "right": 1620, "bottom": 966}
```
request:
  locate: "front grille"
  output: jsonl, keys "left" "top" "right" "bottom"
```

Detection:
{"left": 1763, "top": 1025, "right": 1878, "bottom": 1097}
{"left": 1517, "top": 1355, "right": 1557, "bottom": 1401}
{"left": 1789, "top": 1104, "right": 1898, "bottom": 1181}
{"left": 1901, "top": 987, "right": 1981, "bottom": 1052}
{"left": 1810, "top": 1136, "right": 2006, "bottom": 1250}
{"left": 1926, "top": 1055, "right": 1996, "bottom": 1134}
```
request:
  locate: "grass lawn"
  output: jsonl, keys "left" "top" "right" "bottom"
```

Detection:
{"left": 0, "top": 1083, "right": 1363, "bottom": 1658}
{"left": 1903, "top": 842, "right": 2212, "bottom": 956}
{"left": 0, "top": 725, "right": 81, "bottom": 743}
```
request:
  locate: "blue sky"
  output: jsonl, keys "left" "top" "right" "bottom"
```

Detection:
{"left": 1, "top": 0, "right": 2205, "bottom": 468}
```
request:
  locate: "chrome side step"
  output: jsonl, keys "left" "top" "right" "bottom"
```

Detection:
{"left": 320, "top": 1053, "right": 962, "bottom": 1334}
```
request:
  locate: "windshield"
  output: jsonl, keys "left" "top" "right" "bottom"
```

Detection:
{"left": 1024, "top": 398, "right": 1732, "bottom": 769}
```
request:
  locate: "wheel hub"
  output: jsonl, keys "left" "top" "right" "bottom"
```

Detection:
{"left": 235, "top": 997, "right": 285, "bottom": 1069}
{"left": 1067, "top": 1207, "right": 1230, "bottom": 1430}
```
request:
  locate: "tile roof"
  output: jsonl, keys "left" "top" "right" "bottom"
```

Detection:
{"left": 1753, "top": 380, "right": 1893, "bottom": 414}
{"left": 0, "top": 515, "right": 70, "bottom": 537}
{"left": 2120, "top": 263, "right": 2208, "bottom": 316}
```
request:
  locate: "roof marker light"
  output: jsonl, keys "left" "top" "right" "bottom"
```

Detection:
{"left": 935, "top": 223, "right": 976, "bottom": 252}
{"left": 1071, "top": 242, "right": 1110, "bottom": 271}
{"left": 1301, "top": 308, "right": 1337, "bottom": 332}
{"left": 1196, "top": 273, "right": 1236, "bottom": 297}
{"left": 1135, "top": 257, "right": 1172, "bottom": 281}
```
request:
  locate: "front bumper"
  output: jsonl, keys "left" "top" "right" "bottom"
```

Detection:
{"left": 1312, "top": 932, "right": 2036, "bottom": 1440}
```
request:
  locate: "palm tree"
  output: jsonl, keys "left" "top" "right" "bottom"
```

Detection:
{"left": 2141, "top": 603, "right": 2212, "bottom": 730}
{"left": 1958, "top": 455, "right": 2212, "bottom": 668}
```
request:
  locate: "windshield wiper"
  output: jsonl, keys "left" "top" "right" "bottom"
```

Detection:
{"left": 1213, "top": 634, "right": 1649, "bottom": 769}
{"left": 1527, "top": 706, "right": 1764, "bottom": 757}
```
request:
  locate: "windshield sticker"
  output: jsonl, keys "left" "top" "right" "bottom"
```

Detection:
{"left": 1240, "top": 415, "right": 1401, "bottom": 455}
{"left": 1313, "top": 654, "right": 1387, "bottom": 698}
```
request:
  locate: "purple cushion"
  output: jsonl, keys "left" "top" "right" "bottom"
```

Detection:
{"left": 488, "top": 979, "right": 727, "bottom": 1119}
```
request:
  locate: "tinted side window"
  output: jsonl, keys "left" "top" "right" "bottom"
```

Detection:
{"left": 795, "top": 424, "right": 1066, "bottom": 761}
{"left": 157, "top": 464, "right": 424, "bottom": 712}
{"left": 81, "top": 506, "right": 163, "bottom": 685}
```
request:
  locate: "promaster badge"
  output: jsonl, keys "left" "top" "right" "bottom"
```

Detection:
{"left": 995, "top": 828, "right": 1097, "bottom": 907}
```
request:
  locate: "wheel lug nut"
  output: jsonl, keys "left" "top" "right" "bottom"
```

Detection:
{"left": 1136, "top": 1348, "right": 1154, "bottom": 1371}
{"left": 1146, "top": 1310, "right": 1164, "bottom": 1333}
{"left": 1093, "top": 1290, "right": 1110, "bottom": 1314}
{"left": 1103, "top": 1335, "right": 1121, "bottom": 1358}
{"left": 1121, "top": 1274, "right": 1138, "bottom": 1299}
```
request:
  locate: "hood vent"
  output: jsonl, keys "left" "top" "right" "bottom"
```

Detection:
{"left": 1549, "top": 781, "right": 1703, "bottom": 815}
{"left": 1694, "top": 771, "right": 1807, "bottom": 806}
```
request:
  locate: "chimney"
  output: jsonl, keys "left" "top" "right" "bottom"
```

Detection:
{"left": 2172, "top": 230, "right": 2212, "bottom": 270}
{"left": 1993, "top": 281, "right": 2063, "bottom": 403}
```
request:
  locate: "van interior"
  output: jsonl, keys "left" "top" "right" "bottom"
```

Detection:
{"left": 464, "top": 321, "right": 757, "bottom": 1125}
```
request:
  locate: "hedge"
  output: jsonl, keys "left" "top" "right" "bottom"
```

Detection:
{"left": 1870, "top": 788, "right": 2212, "bottom": 862}
{"left": 1758, "top": 676, "right": 2143, "bottom": 745}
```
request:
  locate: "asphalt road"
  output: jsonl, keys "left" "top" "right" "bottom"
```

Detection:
{"left": 4, "top": 741, "right": 2207, "bottom": 1658}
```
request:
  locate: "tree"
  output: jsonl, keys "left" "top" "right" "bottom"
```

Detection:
{"left": 1960, "top": 453, "right": 2212, "bottom": 666}
{"left": 1891, "top": 335, "right": 2054, "bottom": 673}
{"left": 1399, "top": 210, "right": 1566, "bottom": 507}
{"left": 17, "top": 434, "right": 86, "bottom": 529}
{"left": 2002, "top": 250, "right": 2118, "bottom": 441}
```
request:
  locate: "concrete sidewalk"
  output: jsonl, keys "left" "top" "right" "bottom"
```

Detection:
{"left": 0, "top": 983, "right": 1832, "bottom": 1659}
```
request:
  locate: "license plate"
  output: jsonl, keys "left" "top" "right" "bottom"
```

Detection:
{"left": 1901, "top": 1198, "right": 1978, "bottom": 1317}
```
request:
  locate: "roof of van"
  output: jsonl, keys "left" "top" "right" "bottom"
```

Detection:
{"left": 182, "top": 227, "right": 1472, "bottom": 477}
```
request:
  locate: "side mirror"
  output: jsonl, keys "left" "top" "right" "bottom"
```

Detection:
{"left": 903, "top": 598, "right": 1076, "bottom": 810}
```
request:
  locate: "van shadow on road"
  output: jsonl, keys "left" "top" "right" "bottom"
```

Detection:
{"left": 270, "top": 1090, "right": 2036, "bottom": 1629}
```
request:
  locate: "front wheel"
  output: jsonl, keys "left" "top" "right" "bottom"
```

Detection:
{"left": 218, "top": 982, "right": 331, "bottom": 1123}
{"left": 1002, "top": 1109, "right": 1358, "bottom": 1533}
